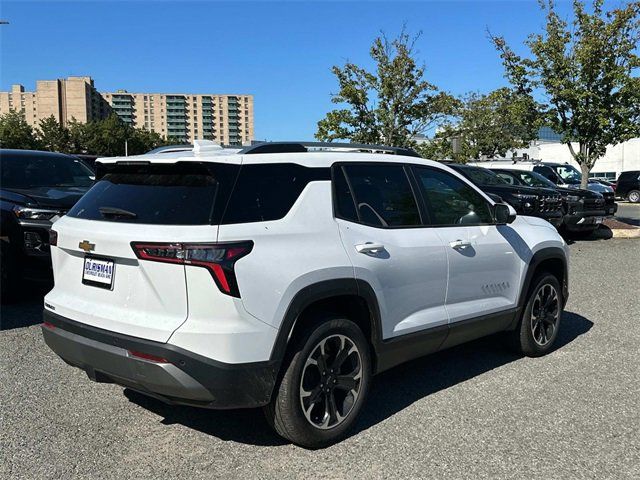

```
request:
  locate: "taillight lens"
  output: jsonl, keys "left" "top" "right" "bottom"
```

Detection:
{"left": 128, "top": 350, "right": 169, "bottom": 363}
{"left": 131, "top": 241, "right": 253, "bottom": 297}
{"left": 49, "top": 229, "right": 58, "bottom": 246}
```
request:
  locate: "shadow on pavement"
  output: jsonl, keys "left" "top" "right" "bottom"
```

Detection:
{"left": 125, "top": 311, "right": 593, "bottom": 448}
{"left": 0, "top": 284, "right": 50, "bottom": 331}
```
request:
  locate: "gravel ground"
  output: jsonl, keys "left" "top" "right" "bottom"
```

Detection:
{"left": 1, "top": 239, "right": 639, "bottom": 479}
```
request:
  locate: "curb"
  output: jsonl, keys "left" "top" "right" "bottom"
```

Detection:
{"left": 610, "top": 228, "right": 640, "bottom": 239}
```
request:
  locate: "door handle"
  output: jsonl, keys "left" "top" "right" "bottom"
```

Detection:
{"left": 449, "top": 239, "right": 472, "bottom": 249}
{"left": 355, "top": 242, "right": 385, "bottom": 254}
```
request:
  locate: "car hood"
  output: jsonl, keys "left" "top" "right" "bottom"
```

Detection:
{"left": 3, "top": 186, "right": 90, "bottom": 209}
{"left": 564, "top": 182, "right": 612, "bottom": 193}
{"left": 479, "top": 184, "right": 557, "bottom": 197}
{"left": 555, "top": 186, "right": 602, "bottom": 199}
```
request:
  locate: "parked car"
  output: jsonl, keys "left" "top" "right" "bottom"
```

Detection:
{"left": 445, "top": 163, "right": 564, "bottom": 228}
{"left": 615, "top": 170, "right": 640, "bottom": 203}
{"left": 468, "top": 159, "right": 612, "bottom": 191}
{"left": 589, "top": 178, "right": 616, "bottom": 191}
{"left": 41, "top": 141, "right": 569, "bottom": 448}
{"left": 0, "top": 149, "right": 94, "bottom": 300}
{"left": 468, "top": 160, "right": 617, "bottom": 216}
{"left": 485, "top": 169, "right": 609, "bottom": 234}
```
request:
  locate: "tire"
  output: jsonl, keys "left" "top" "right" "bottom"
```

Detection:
{"left": 264, "top": 317, "right": 371, "bottom": 448}
{"left": 627, "top": 190, "right": 640, "bottom": 203}
{"left": 510, "top": 273, "right": 563, "bottom": 357}
{"left": 568, "top": 226, "right": 598, "bottom": 239}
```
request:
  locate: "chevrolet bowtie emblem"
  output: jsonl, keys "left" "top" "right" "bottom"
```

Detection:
{"left": 78, "top": 240, "right": 95, "bottom": 252}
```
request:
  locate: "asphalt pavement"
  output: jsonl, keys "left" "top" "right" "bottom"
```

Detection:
{"left": 1, "top": 239, "right": 639, "bottom": 479}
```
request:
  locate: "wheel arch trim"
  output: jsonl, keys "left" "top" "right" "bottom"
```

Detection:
{"left": 268, "top": 278, "right": 383, "bottom": 368}
{"left": 518, "top": 246, "right": 568, "bottom": 313}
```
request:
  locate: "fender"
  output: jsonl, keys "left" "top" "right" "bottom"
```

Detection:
{"left": 516, "top": 246, "right": 569, "bottom": 314}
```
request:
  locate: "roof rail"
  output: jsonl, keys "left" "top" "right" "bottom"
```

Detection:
{"left": 238, "top": 141, "right": 422, "bottom": 158}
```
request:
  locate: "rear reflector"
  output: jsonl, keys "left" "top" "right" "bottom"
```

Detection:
{"left": 128, "top": 350, "right": 169, "bottom": 363}
{"left": 130, "top": 241, "right": 253, "bottom": 297}
{"left": 42, "top": 321, "right": 56, "bottom": 330}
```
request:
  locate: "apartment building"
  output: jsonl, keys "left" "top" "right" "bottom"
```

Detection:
{"left": 101, "top": 90, "right": 253, "bottom": 145}
{"left": 0, "top": 77, "right": 110, "bottom": 127}
{"left": 0, "top": 76, "right": 254, "bottom": 145}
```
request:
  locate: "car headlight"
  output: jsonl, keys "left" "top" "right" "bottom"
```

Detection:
{"left": 565, "top": 195, "right": 581, "bottom": 202}
{"left": 12, "top": 206, "right": 60, "bottom": 221}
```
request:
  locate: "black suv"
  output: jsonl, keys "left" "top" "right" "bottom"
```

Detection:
{"left": 447, "top": 164, "right": 564, "bottom": 228}
{"left": 491, "top": 169, "right": 608, "bottom": 233}
{"left": 0, "top": 149, "right": 94, "bottom": 299}
{"left": 616, "top": 170, "right": 640, "bottom": 203}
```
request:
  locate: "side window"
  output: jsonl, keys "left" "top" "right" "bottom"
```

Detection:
{"left": 533, "top": 166, "right": 560, "bottom": 184}
{"left": 495, "top": 172, "right": 516, "bottom": 185}
{"left": 333, "top": 167, "right": 358, "bottom": 222}
{"left": 222, "top": 163, "right": 329, "bottom": 224}
{"left": 341, "top": 164, "right": 421, "bottom": 227}
{"left": 413, "top": 166, "right": 494, "bottom": 226}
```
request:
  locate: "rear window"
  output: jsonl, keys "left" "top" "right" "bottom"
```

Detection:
{"left": 619, "top": 171, "right": 640, "bottom": 181}
{"left": 67, "top": 163, "right": 237, "bottom": 225}
{"left": 68, "top": 162, "right": 330, "bottom": 226}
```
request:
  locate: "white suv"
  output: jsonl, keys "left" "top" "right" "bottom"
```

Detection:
{"left": 42, "top": 141, "right": 569, "bottom": 448}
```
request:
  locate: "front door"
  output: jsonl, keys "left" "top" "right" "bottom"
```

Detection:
{"left": 410, "top": 165, "right": 520, "bottom": 324}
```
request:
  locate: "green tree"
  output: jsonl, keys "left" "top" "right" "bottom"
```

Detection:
{"left": 491, "top": 0, "right": 640, "bottom": 188}
{"left": 0, "top": 111, "right": 40, "bottom": 149}
{"left": 127, "top": 127, "right": 170, "bottom": 155}
{"left": 316, "top": 29, "right": 459, "bottom": 147}
{"left": 67, "top": 118, "right": 88, "bottom": 153}
{"left": 82, "top": 114, "right": 131, "bottom": 156}
{"left": 418, "top": 88, "right": 541, "bottom": 161}
{"left": 36, "top": 115, "right": 71, "bottom": 152}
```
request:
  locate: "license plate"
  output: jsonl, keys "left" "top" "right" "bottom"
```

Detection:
{"left": 594, "top": 217, "right": 604, "bottom": 224}
{"left": 82, "top": 257, "right": 115, "bottom": 289}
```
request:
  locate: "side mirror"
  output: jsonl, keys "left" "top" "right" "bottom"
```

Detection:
{"left": 494, "top": 203, "right": 516, "bottom": 224}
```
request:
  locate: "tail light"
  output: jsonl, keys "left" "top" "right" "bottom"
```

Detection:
{"left": 49, "top": 229, "right": 58, "bottom": 247}
{"left": 131, "top": 241, "right": 253, "bottom": 297}
{"left": 128, "top": 350, "right": 169, "bottom": 363}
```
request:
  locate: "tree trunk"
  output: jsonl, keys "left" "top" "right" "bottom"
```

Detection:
{"left": 580, "top": 163, "right": 591, "bottom": 190}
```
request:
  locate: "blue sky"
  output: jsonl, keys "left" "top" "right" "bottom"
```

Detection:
{"left": 0, "top": 1, "right": 577, "bottom": 140}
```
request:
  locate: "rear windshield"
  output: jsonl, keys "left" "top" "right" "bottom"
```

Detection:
{"left": 66, "top": 161, "right": 329, "bottom": 226}
{"left": 67, "top": 163, "right": 235, "bottom": 225}
{"left": 1, "top": 152, "right": 94, "bottom": 189}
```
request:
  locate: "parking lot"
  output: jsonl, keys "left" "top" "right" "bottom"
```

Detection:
{"left": 1, "top": 237, "right": 639, "bottom": 479}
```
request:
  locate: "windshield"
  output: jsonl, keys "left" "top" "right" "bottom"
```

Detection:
{"left": 551, "top": 164, "right": 582, "bottom": 184}
{"left": 460, "top": 167, "right": 508, "bottom": 186}
{"left": 1, "top": 152, "right": 94, "bottom": 189}
{"left": 516, "top": 171, "right": 557, "bottom": 188}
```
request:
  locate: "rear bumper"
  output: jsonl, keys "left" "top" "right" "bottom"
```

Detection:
{"left": 41, "top": 310, "right": 277, "bottom": 409}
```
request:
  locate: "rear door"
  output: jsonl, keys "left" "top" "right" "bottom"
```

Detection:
{"left": 45, "top": 162, "right": 237, "bottom": 342}
{"left": 334, "top": 163, "right": 449, "bottom": 340}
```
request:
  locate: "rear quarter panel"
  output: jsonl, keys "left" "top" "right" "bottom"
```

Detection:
{"left": 217, "top": 181, "right": 354, "bottom": 331}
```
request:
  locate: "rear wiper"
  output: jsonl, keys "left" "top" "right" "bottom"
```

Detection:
{"left": 98, "top": 206, "right": 137, "bottom": 219}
